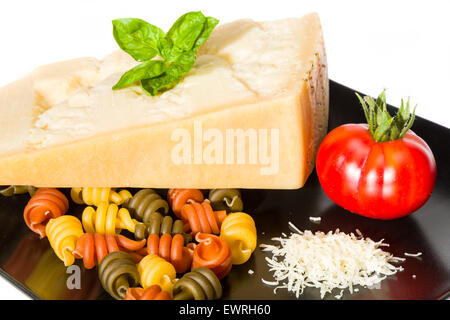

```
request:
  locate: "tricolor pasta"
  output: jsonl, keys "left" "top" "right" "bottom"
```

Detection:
{"left": 73, "top": 233, "right": 146, "bottom": 269}
{"left": 220, "top": 212, "right": 257, "bottom": 265}
{"left": 124, "top": 285, "right": 171, "bottom": 300}
{"left": 133, "top": 212, "right": 186, "bottom": 241}
{"left": 181, "top": 200, "right": 227, "bottom": 235}
{"left": 124, "top": 189, "right": 169, "bottom": 222}
{"left": 138, "top": 254, "right": 176, "bottom": 295}
{"left": 173, "top": 267, "right": 222, "bottom": 300}
{"left": 146, "top": 233, "right": 194, "bottom": 273}
{"left": 0, "top": 185, "right": 37, "bottom": 197}
{"left": 192, "top": 233, "right": 232, "bottom": 280}
{"left": 167, "top": 189, "right": 204, "bottom": 219}
{"left": 82, "top": 202, "right": 136, "bottom": 235}
{"left": 98, "top": 251, "right": 140, "bottom": 300}
{"left": 16, "top": 186, "right": 257, "bottom": 300}
{"left": 71, "top": 187, "right": 132, "bottom": 206}
{"left": 23, "top": 188, "right": 69, "bottom": 238}
{"left": 45, "top": 215, "right": 84, "bottom": 266}
{"left": 208, "top": 189, "right": 243, "bottom": 213}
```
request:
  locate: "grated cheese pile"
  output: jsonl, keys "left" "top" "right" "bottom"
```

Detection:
{"left": 260, "top": 222, "right": 405, "bottom": 299}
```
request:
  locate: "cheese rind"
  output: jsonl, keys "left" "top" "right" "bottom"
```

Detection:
{"left": 0, "top": 13, "right": 328, "bottom": 189}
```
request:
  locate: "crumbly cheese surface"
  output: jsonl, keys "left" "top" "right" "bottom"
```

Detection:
{"left": 24, "top": 18, "right": 317, "bottom": 149}
{"left": 27, "top": 53, "right": 257, "bottom": 148}
{"left": 261, "top": 223, "right": 405, "bottom": 299}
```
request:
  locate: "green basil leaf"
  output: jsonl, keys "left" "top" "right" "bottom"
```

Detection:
{"left": 112, "top": 12, "right": 218, "bottom": 96}
{"left": 157, "top": 37, "right": 173, "bottom": 61}
{"left": 113, "top": 18, "right": 164, "bottom": 61}
{"left": 140, "top": 72, "right": 182, "bottom": 96}
{"left": 167, "top": 51, "right": 196, "bottom": 75}
{"left": 112, "top": 60, "right": 167, "bottom": 89}
{"left": 166, "top": 11, "right": 206, "bottom": 53}
{"left": 193, "top": 16, "right": 219, "bottom": 51}
{"left": 140, "top": 51, "right": 196, "bottom": 96}
{"left": 157, "top": 38, "right": 185, "bottom": 64}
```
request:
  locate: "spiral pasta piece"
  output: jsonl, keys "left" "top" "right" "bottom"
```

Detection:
{"left": 23, "top": 188, "right": 69, "bottom": 238}
{"left": 124, "top": 189, "right": 169, "bottom": 223}
{"left": 82, "top": 202, "right": 137, "bottom": 235}
{"left": 173, "top": 267, "right": 222, "bottom": 300}
{"left": 181, "top": 200, "right": 227, "bottom": 236}
{"left": 208, "top": 189, "right": 244, "bottom": 213}
{"left": 125, "top": 285, "right": 171, "bottom": 300}
{"left": 167, "top": 189, "right": 204, "bottom": 219}
{"left": 45, "top": 215, "right": 84, "bottom": 266}
{"left": 192, "top": 233, "right": 232, "bottom": 280}
{"left": 0, "top": 185, "right": 37, "bottom": 197}
{"left": 138, "top": 254, "right": 176, "bottom": 295}
{"left": 133, "top": 212, "right": 189, "bottom": 242}
{"left": 70, "top": 187, "right": 132, "bottom": 206}
{"left": 98, "top": 251, "right": 140, "bottom": 300}
{"left": 146, "top": 233, "right": 194, "bottom": 274}
{"left": 73, "top": 233, "right": 146, "bottom": 269}
{"left": 220, "top": 212, "right": 257, "bottom": 265}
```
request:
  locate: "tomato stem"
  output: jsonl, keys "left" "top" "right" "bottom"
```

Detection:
{"left": 355, "top": 90, "right": 417, "bottom": 142}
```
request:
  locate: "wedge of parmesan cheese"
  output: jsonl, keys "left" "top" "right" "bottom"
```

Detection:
{"left": 0, "top": 13, "right": 328, "bottom": 188}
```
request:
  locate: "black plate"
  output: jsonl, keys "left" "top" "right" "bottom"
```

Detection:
{"left": 0, "top": 80, "right": 449, "bottom": 300}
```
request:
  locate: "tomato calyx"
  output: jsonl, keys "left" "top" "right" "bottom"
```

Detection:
{"left": 356, "top": 90, "right": 417, "bottom": 143}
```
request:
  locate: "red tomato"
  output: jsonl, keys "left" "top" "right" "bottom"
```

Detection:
{"left": 316, "top": 123, "right": 436, "bottom": 219}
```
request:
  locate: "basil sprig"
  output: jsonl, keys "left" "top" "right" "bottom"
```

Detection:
{"left": 112, "top": 12, "right": 219, "bottom": 96}
{"left": 356, "top": 90, "right": 417, "bottom": 142}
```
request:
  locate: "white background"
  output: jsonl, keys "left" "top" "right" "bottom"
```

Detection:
{"left": 0, "top": 0, "right": 449, "bottom": 299}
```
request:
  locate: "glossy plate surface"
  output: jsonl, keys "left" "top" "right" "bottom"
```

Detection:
{"left": 0, "top": 80, "right": 449, "bottom": 300}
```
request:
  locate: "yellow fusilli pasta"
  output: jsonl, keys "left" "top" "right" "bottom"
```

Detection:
{"left": 71, "top": 188, "right": 132, "bottom": 206}
{"left": 138, "top": 254, "right": 176, "bottom": 295}
{"left": 220, "top": 212, "right": 257, "bottom": 265}
{"left": 45, "top": 215, "right": 84, "bottom": 266}
{"left": 82, "top": 202, "right": 137, "bottom": 235}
